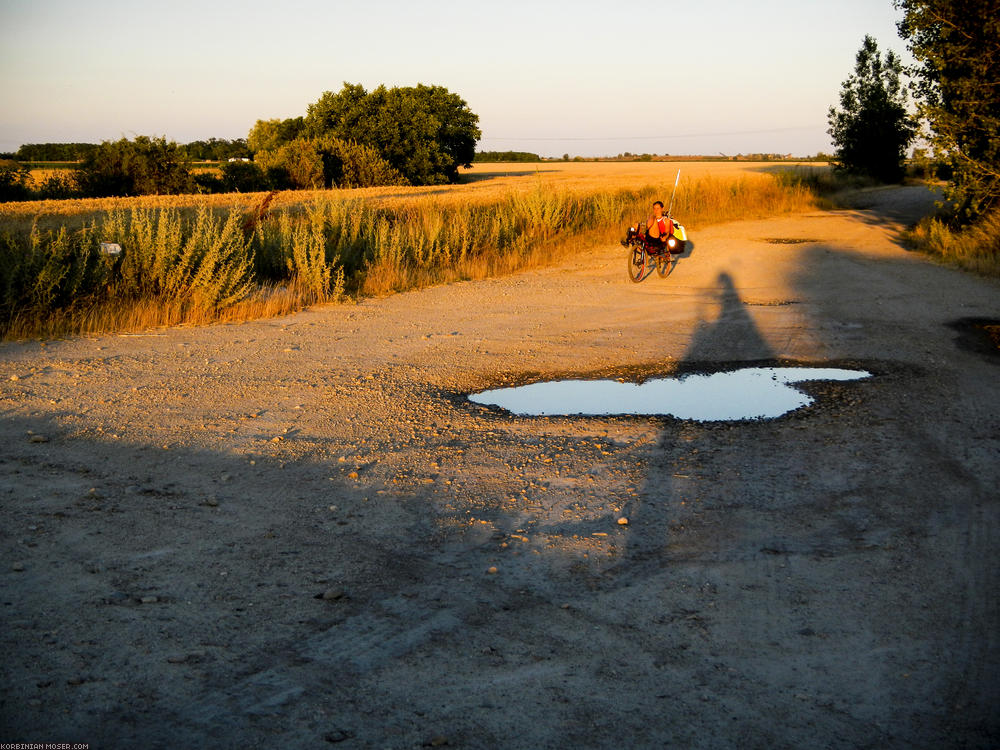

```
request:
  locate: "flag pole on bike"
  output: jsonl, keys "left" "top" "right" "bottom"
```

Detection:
{"left": 667, "top": 168, "right": 681, "bottom": 220}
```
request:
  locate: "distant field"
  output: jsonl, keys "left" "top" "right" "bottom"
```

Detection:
{"left": 3, "top": 161, "right": 830, "bottom": 232}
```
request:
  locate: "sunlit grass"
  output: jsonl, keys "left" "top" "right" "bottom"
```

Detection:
{"left": 1, "top": 163, "right": 823, "bottom": 340}
{"left": 906, "top": 209, "right": 1000, "bottom": 277}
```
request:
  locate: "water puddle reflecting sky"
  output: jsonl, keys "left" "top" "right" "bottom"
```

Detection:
{"left": 469, "top": 367, "right": 871, "bottom": 421}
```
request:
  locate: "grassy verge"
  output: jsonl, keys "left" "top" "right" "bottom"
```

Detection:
{"left": 0, "top": 173, "right": 818, "bottom": 340}
{"left": 905, "top": 210, "right": 1000, "bottom": 277}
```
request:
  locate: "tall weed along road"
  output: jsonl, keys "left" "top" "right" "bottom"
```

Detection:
{"left": 1, "top": 185, "right": 998, "bottom": 748}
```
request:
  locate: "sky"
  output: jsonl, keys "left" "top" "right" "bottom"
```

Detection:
{"left": 0, "top": 0, "right": 911, "bottom": 157}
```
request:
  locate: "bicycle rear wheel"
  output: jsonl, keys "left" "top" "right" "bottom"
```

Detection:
{"left": 627, "top": 246, "right": 647, "bottom": 283}
{"left": 656, "top": 252, "right": 673, "bottom": 277}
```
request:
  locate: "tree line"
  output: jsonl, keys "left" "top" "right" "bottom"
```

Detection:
{"left": 473, "top": 151, "right": 541, "bottom": 162}
{"left": 4, "top": 139, "right": 251, "bottom": 163}
{"left": 0, "top": 83, "right": 480, "bottom": 201}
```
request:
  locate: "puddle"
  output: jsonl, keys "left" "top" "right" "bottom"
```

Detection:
{"left": 763, "top": 238, "right": 819, "bottom": 245}
{"left": 469, "top": 367, "right": 871, "bottom": 421}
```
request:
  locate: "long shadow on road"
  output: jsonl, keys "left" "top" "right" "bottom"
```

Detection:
{"left": 599, "top": 240, "right": 999, "bottom": 748}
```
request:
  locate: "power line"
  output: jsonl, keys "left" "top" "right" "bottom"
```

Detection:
{"left": 480, "top": 126, "right": 817, "bottom": 142}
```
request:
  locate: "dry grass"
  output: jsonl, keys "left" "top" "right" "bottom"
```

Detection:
{"left": 907, "top": 209, "right": 1000, "bottom": 277}
{"left": 1, "top": 162, "right": 826, "bottom": 339}
{"left": 2, "top": 284, "right": 307, "bottom": 340}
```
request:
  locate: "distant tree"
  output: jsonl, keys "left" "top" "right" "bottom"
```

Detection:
{"left": 562, "top": 153, "right": 570, "bottom": 161}
{"left": 219, "top": 161, "right": 269, "bottom": 192}
{"left": 896, "top": 0, "right": 1000, "bottom": 218}
{"left": 473, "top": 151, "right": 541, "bottom": 163}
{"left": 304, "top": 83, "right": 480, "bottom": 185}
{"left": 183, "top": 138, "right": 251, "bottom": 161}
{"left": 247, "top": 117, "right": 306, "bottom": 155}
{"left": 828, "top": 35, "right": 916, "bottom": 182}
{"left": 75, "top": 136, "right": 194, "bottom": 197}
{"left": 14, "top": 143, "right": 97, "bottom": 161}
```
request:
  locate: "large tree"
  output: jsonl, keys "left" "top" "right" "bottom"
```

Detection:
{"left": 828, "top": 35, "right": 916, "bottom": 182}
{"left": 895, "top": 0, "right": 1000, "bottom": 219}
{"left": 305, "top": 83, "right": 480, "bottom": 185}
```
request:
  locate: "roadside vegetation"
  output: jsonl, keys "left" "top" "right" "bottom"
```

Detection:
{"left": 0, "top": 170, "right": 818, "bottom": 339}
{"left": 895, "top": 0, "right": 1000, "bottom": 274}
{"left": 823, "top": 4, "right": 999, "bottom": 277}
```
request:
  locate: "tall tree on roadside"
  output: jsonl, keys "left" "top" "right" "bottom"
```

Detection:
{"left": 828, "top": 35, "right": 916, "bottom": 182}
{"left": 895, "top": 0, "right": 1000, "bottom": 219}
{"left": 305, "top": 83, "right": 480, "bottom": 185}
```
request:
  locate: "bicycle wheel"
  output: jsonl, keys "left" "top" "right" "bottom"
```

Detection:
{"left": 627, "top": 246, "right": 647, "bottom": 283}
{"left": 656, "top": 252, "right": 673, "bottom": 277}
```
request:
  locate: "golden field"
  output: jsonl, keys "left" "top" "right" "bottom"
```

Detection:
{"left": 1, "top": 162, "right": 829, "bottom": 338}
{"left": 4, "top": 161, "right": 829, "bottom": 232}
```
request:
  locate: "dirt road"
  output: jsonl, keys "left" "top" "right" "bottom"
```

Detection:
{"left": 1, "top": 187, "right": 998, "bottom": 748}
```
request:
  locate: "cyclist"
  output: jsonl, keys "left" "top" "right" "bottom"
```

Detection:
{"left": 644, "top": 200, "right": 672, "bottom": 251}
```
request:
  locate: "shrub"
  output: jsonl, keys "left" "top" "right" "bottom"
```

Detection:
{"left": 908, "top": 209, "right": 1000, "bottom": 276}
{"left": 254, "top": 137, "right": 405, "bottom": 190}
{"left": 193, "top": 172, "right": 225, "bottom": 194}
{"left": 220, "top": 161, "right": 270, "bottom": 192}
{"left": 0, "top": 161, "right": 32, "bottom": 202}
{"left": 75, "top": 136, "right": 195, "bottom": 197}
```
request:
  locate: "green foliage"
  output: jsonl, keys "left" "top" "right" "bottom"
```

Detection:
{"left": 255, "top": 139, "right": 325, "bottom": 189}
{"left": 474, "top": 151, "right": 541, "bottom": 163}
{"left": 896, "top": 0, "right": 1000, "bottom": 219}
{"left": 828, "top": 35, "right": 916, "bottom": 183}
{"left": 305, "top": 83, "right": 480, "bottom": 185}
{"left": 183, "top": 138, "right": 249, "bottom": 161}
{"left": 0, "top": 161, "right": 33, "bottom": 202}
{"left": 15, "top": 143, "right": 97, "bottom": 161}
{"left": 75, "top": 136, "right": 195, "bottom": 197}
{"left": 34, "top": 171, "right": 79, "bottom": 200}
{"left": 220, "top": 161, "right": 270, "bottom": 192}
{"left": 254, "top": 136, "right": 405, "bottom": 190}
{"left": 247, "top": 117, "right": 306, "bottom": 154}
{"left": 0, "top": 206, "right": 256, "bottom": 331}
{"left": 0, "top": 225, "right": 110, "bottom": 322}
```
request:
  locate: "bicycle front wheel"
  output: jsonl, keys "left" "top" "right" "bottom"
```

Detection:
{"left": 627, "top": 246, "right": 647, "bottom": 283}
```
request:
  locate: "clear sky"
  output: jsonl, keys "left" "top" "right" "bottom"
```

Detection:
{"left": 0, "top": 0, "right": 910, "bottom": 157}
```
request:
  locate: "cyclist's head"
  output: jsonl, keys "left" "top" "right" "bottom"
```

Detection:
{"left": 652, "top": 200, "right": 664, "bottom": 216}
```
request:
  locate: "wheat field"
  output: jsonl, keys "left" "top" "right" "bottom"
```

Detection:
{"left": 0, "top": 162, "right": 829, "bottom": 338}
{"left": 3, "top": 161, "right": 828, "bottom": 230}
